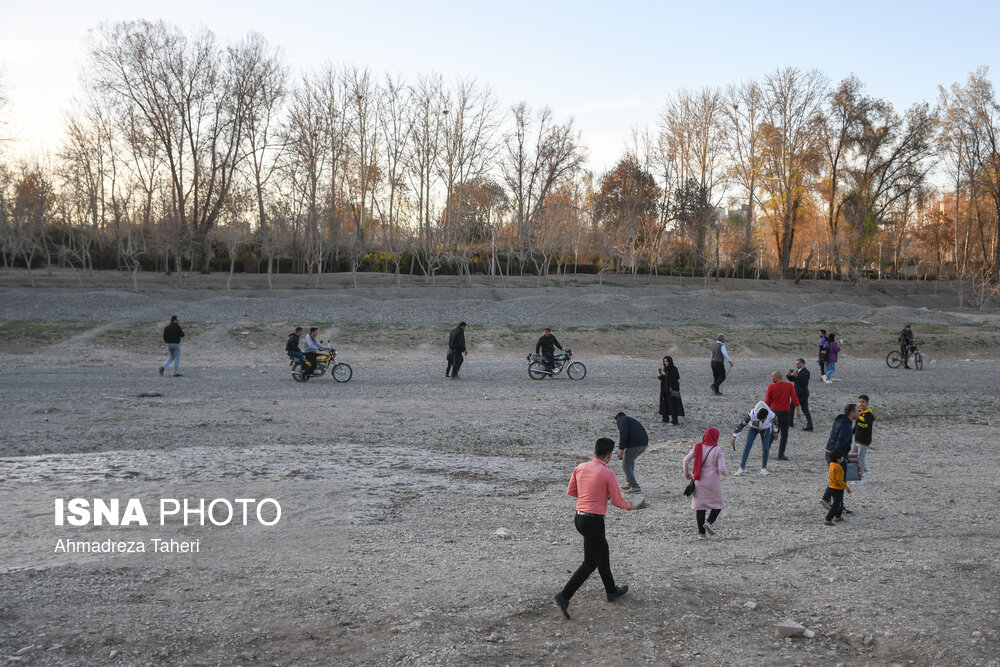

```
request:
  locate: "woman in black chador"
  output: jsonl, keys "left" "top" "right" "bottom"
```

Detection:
{"left": 658, "top": 355, "right": 684, "bottom": 425}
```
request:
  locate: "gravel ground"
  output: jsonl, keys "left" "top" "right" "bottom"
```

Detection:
{"left": 0, "top": 270, "right": 998, "bottom": 666}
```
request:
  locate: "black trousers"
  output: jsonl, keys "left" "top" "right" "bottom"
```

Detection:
{"left": 447, "top": 351, "right": 464, "bottom": 377}
{"left": 798, "top": 396, "right": 812, "bottom": 428}
{"left": 696, "top": 508, "right": 721, "bottom": 535}
{"left": 826, "top": 488, "right": 844, "bottom": 521}
{"left": 775, "top": 410, "right": 791, "bottom": 456}
{"left": 561, "top": 513, "right": 616, "bottom": 600}
{"left": 822, "top": 458, "right": 848, "bottom": 505}
{"left": 710, "top": 361, "right": 726, "bottom": 391}
{"left": 818, "top": 359, "right": 826, "bottom": 376}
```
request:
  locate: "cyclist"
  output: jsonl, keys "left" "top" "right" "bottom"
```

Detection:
{"left": 898, "top": 324, "right": 915, "bottom": 369}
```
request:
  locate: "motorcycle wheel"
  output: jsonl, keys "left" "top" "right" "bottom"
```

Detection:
{"left": 292, "top": 366, "right": 309, "bottom": 382}
{"left": 886, "top": 351, "right": 902, "bottom": 369}
{"left": 528, "top": 362, "right": 548, "bottom": 380}
{"left": 567, "top": 361, "right": 587, "bottom": 380}
{"left": 333, "top": 363, "right": 352, "bottom": 383}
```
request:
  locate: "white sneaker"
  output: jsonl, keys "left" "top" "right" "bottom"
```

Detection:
{"left": 734, "top": 467, "right": 745, "bottom": 476}
{"left": 760, "top": 468, "right": 769, "bottom": 475}
{"left": 824, "top": 378, "right": 833, "bottom": 384}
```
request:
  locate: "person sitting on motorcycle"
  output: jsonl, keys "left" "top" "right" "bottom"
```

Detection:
{"left": 536, "top": 328, "right": 564, "bottom": 369}
{"left": 898, "top": 324, "right": 915, "bottom": 369}
{"left": 302, "top": 327, "right": 323, "bottom": 376}
{"left": 286, "top": 327, "right": 307, "bottom": 372}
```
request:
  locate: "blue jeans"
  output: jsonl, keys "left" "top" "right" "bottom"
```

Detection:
{"left": 622, "top": 446, "right": 646, "bottom": 489}
{"left": 162, "top": 343, "right": 181, "bottom": 374}
{"left": 740, "top": 428, "right": 772, "bottom": 469}
{"left": 825, "top": 361, "right": 837, "bottom": 379}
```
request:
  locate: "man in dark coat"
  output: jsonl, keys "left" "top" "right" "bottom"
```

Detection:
{"left": 787, "top": 358, "right": 813, "bottom": 431}
{"left": 614, "top": 412, "right": 649, "bottom": 493}
{"left": 822, "top": 403, "right": 858, "bottom": 512}
{"left": 536, "top": 328, "right": 564, "bottom": 369}
{"left": 160, "top": 315, "right": 185, "bottom": 377}
{"left": 446, "top": 322, "right": 467, "bottom": 379}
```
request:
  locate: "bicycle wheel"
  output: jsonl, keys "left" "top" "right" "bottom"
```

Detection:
{"left": 886, "top": 351, "right": 902, "bottom": 369}
{"left": 913, "top": 351, "right": 923, "bottom": 370}
{"left": 567, "top": 361, "right": 587, "bottom": 380}
{"left": 332, "top": 363, "right": 352, "bottom": 382}
{"left": 528, "top": 362, "right": 548, "bottom": 380}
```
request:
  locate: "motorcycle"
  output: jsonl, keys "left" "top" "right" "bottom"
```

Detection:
{"left": 289, "top": 346, "right": 352, "bottom": 383}
{"left": 526, "top": 348, "right": 586, "bottom": 380}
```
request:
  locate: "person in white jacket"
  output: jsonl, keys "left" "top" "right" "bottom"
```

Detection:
{"left": 730, "top": 400, "right": 777, "bottom": 476}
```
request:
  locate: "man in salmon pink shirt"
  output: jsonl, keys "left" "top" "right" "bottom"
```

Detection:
{"left": 765, "top": 370, "right": 802, "bottom": 461}
{"left": 553, "top": 438, "right": 636, "bottom": 620}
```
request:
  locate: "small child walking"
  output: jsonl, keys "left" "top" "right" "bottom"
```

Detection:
{"left": 824, "top": 450, "right": 852, "bottom": 525}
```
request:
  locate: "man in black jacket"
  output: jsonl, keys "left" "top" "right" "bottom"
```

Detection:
{"left": 787, "top": 358, "right": 813, "bottom": 431}
{"left": 899, "top": 324, "right": 915, "bottom": 369}
{"left": 821, "top": 403, "right": 858, "bottom": 512}
{"left": 286, "top": 327, "right": 307, "bottom": 374}
{"left": 536, "top": 328, "right": 564, "bottom": 370}
{"left": 446, "top": 322, "right": 467, "bottom": 379}
{"left": 614, "top": 412, "right": 649, "bottom": 493}
{"left": 159, "top": 315, "right": 185, "bottom": 377}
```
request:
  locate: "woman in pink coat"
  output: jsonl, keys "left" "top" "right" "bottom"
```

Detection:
{"left": 683, "top": 427, "right": 729, "bottom": 540}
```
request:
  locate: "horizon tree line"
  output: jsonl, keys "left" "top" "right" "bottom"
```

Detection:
{"left": 0, "top": 20, "right": 998, "bottom": 302}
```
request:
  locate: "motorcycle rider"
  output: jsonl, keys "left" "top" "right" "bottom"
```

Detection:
{"left": 286, "top": 327, "right": 308, "bottom": 373}
{"left": 898, "top": 324, "right": 915, "bottom": 369}
{"left": 536, "top": 328, "right": 565, "bottom": 370}
{"left": 303, "top": 327, "right": 323, "bottom": 376}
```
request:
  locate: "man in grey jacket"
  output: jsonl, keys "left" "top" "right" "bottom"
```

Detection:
{"left": 710, "top": 334, "right": 733, "bottom": 395}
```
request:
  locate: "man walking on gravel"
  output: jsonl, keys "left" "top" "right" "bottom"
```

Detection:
{"left": 710, "top": 334, "right": 733, "bottom": 395}
{"left": 614, "top": 412, "right": 649, "bottom": 493}
{"left": 159, "top": 315, "right": 184, "bottom": 377}
{"left": 765, "top": 370, "right": 802, "bottom": 461}
{"left": 553, "top": 438, "right": 636, "bottom": 620}
{"left": 787, "top": 358, "right": 813, "bottom": 431}
{"left": 446, "top": 322, "right": 467, "bottom": 379}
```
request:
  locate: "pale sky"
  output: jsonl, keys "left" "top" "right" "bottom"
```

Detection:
{"left": 1, "top": 0, "right": 998, "bottom": 172}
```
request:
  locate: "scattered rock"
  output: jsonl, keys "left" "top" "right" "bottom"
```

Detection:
{"left": 14, "top": 646, "right": 36, "bottom": 656}
{"left": 744, "top": 600, "right": 757, "bottom": 610}
{"left": 485, "top": 632, "right": 501, "bottom": 643}
{"left": 247, "top": 342, "right": 258, "bottom": 349}
{"left": 775, "top": 620, "right": 806, "bottom": 638}
{"left": 494, "top": 528, "right": 511, "bottom": 539}
{"left": 138, "top": 392, "right": 162, "bottom": 398}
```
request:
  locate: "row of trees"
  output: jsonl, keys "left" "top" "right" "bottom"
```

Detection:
{"left": 1, "top": 20, "right": 999, "bottom": 293}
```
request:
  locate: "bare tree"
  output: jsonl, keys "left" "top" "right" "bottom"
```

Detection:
{"left": 501, "top": 103, "right": 585, "bottom": 275}
{"left": 758, "top": 67, "right": 828, "bottom": 274}
{"left": 89, "top": 21, "right": 254, "bottom": 271}
{"left": 942, "top": 68, "right": 1000, "bottom": 282}
{"left": 724, "top": 80, "right": 765, "bottom": 275}
{"left": 234, "top": 33, "right": 286, "bottom": 287}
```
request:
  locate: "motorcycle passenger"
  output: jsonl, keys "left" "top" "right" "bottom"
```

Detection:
{"left": 898, "top": 324, "right": 915, "bottom": 369}
{"left": 303, "top": 327, "right": 323, "bottom": 376}
{"left": 286, "top": 327, "right": 307, "bottom": 372}
{"left": 536, "top": 328, "right": 564, "bottom": 370}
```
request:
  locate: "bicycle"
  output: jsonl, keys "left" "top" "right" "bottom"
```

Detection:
{"left": 886, "top": 345, "right": 922, "bottom": 370}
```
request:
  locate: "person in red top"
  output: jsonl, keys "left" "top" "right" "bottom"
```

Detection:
{"left": 553, "top": 438, "right": 636, "bottom": 620}
{"left": 764, "top": 370, "right": 802, "bottom": 461}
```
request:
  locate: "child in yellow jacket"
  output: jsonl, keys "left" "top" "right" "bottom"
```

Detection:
{"left": 824, "top": 450, "right": 852, "bottom": 525}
